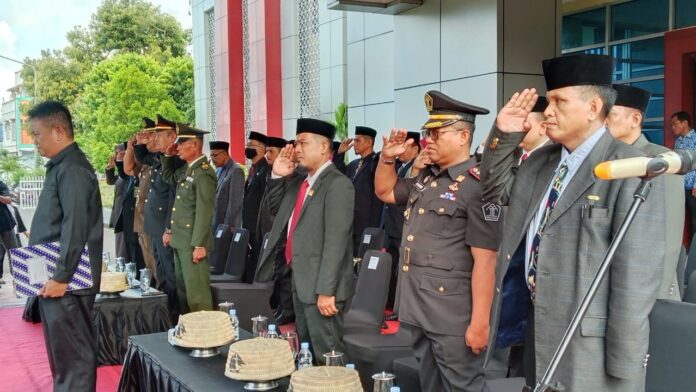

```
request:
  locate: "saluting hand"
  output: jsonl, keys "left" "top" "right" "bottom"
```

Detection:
{"left": 165, "top": 143, "right": 179, "bottom": 157}
{"left": 337, "top": 138, "right": 353, "bottom": 154}
{"left": 272, "top": 144, "right": 296, "bottom": 177}
{"left": 381, "top": 128, "right": 413, "bottom": 160}
{"left": 495, "top": 88, "right": 538, "bottom": 134}
{"left": 413, "top": 149, "right": 432, "bottom": 170}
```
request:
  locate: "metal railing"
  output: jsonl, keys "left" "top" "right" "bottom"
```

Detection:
{"left": 18, "top": 176, "right": 44, "bottom": 209}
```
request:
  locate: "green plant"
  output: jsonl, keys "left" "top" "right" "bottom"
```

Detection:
{"left": 334, "top": 102, "right": 348, "bottom": 141}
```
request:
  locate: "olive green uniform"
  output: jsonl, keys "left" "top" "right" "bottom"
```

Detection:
{"left": 161, "top": 155, "right": 217, "bottom": 313}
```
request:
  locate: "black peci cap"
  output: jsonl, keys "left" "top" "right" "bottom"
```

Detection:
{"left": 612, "top": 84, "right": 651, "bottom": 113}
{"left": 266, "top": 136, "right": 288, "bottom": 149}
{"left": 542, "top": 54, "right": 614, "bottom": 91}
{"left": 248, "top": 131, "right": 268, "bottom": 145}
{"left": 296, "top": 118, "right": 336, "bottom": 140}
{"left": 209, "top": 141, "right": 230, "bottom": 151}
{"left": 355, "top": 126, "right": 377, "bottom": 138}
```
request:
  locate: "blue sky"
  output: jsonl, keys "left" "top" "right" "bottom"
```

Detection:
{"left": 0, "top": 0, "right": 192, "bottom": 101}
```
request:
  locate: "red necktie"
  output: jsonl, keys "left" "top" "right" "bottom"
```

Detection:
{"left": 285, "top": 179, "right": 310, "bottom": 264}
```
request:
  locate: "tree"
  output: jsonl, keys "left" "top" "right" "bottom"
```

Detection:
{"left": 20, "top": 50, "right": 84, "bottom": 106}
{"left": 160, "top": 56, "right": 195, "bottom": 124}
{"left": 74, "top": 53, "right": 185, "bottom": 169}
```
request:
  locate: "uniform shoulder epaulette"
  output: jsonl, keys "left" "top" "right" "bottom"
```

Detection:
{"left": 468, "top": 165, "right": 481, "bottom": 181}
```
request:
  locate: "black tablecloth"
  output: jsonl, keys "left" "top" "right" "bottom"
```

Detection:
{"left": 118, "top": 331, "right": 291, "bottom": 392}
{"left": 94, "top": 292, "right": 171, "bottom": 365}
{"left": 22, "top": 291, "right": 171, "bottom": 366}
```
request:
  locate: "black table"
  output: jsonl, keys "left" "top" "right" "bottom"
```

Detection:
{"left": 22, "top": 290, "right": 171, "bottom": 366}
{"left": 118, "top": 331, "right": 291, "bottom": 392}
{"left": 93, "top": 290, "right": 172, "bottom": 365}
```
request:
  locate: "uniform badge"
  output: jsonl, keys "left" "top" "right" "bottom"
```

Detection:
{"left": 468, "top": 167, "right": 481, "bottom": 181}
{"left": 415, "top": 182, "right": 425, "bottom": 191}
{"left": 482, "top": 202, "right": 501, "bottom": 222}
{"left": 587, "top": 195, "right": 600, "bottom": 201}
{"left": 424, "top": 93, "right": 433, "bottom": 112}
{"left": 308, "top": 189, "right": 315, "bottom": 197}
{"left": 489, "top": 137, "right": 499, "bottom": 150}
{"left": 440, "top": 192, "right": 456, "bottom": 201}
{"left": 186, "top": 176, "right": 194, "bottom": 182}
{"left": 448, "top": 183, "right": 459, "bottom": 192}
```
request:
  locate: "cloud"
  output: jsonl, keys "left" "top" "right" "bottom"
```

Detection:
{"left": 0, "top": 21, "right": 18, "bottom": 56}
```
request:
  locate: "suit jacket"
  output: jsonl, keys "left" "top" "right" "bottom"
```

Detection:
{"left": 383, "top": 159, "right": 414, "bottom": 239}
{"left": 135, "top": 145, "right": 183, "bottom": 237}
{"left": 162, "top": 155, "right": 217, "bottom": 250}
{"left": 106, "top": 164, "right": 127, "bottom": 229}
{"left": 213, "top": 160, "right": 245, "bottom": 230}
{"left": 242, "top": 158, "right": 270, "bottom": 239}
{"left": 633, "top": 134, "right": 684, "bottom": 300}
{"left": 342, "top": 152, "right": 383, "bottom": 238}
{"left": 480, "top": 127, "right": 666, "bottom": 391}
{"left": 255, "top": 163, "right": 355, "bottom": 304}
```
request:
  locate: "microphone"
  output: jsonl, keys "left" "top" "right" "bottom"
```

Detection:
{"left": 594, "top": 149, "right": 696, "bottom": 180}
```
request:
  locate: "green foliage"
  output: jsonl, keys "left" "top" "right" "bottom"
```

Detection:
{"left": 74, "top": 53, "right": 186, "bottom": 169}
{"left": 0, "top": 151, "right": 44, "bottom": 186}
{"left": 334, "top": 102, "right": 348, "bottom": 141}
{"left": 18, "top": 0, "right": 194, "bottom": 171}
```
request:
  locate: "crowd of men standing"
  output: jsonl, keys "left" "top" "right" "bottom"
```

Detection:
{"left": 19, "top": 51, "right": 696, "bottom": 392}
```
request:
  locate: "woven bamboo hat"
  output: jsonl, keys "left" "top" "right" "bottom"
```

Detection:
{"left": 172, "top": 311, "right": 235, "bottom": 348}
{"left": 289, "top": 366, "right": 363, "bottom": 392}
{"left": 224, "top": 338, "right": 296, "bottom": 381}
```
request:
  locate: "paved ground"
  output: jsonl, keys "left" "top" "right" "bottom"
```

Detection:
{"left": 0, "top": 207, "right": 117, "bottom": 307}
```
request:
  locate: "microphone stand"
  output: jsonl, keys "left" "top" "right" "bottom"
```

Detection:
{"left": 525, "top": 176, "right": 655, "bottom": 392}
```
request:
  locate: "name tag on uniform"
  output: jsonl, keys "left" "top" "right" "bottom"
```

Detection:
{"left": 414, "top": 182, "right": 425, "bottom": 191}
{"left": 234, "top": 233, "right": 241, "bottom": 242}
{"left": 186, "top": 176, "right": 194, "bottom": 182}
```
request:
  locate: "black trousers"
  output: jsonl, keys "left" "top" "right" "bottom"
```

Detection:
{"left": 38, "top": 294, "right": 97, "bottom": 392}
{"left": 151, "top": 233, "right": 179, "bottom": 324}
{"left": 243, "top": 235, "right": 262, "bottom": 283}
{"left": 270, "top": 247, "right": 294, "bottom": 321}
{"left": 686, "top": 190, "right": 696, "bottom": 235}
{"left": 0, "top": 229, "right": 18, "bottom": 278}
{"left": 524, "top": 302, "right": 536, "bottom": 388}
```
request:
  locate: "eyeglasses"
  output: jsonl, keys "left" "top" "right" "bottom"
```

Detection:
{"left": 420, "top": 128, "right": 464, "bottom": 141}
{"left": 210, "top": 151, "right": 224, "bottom": 159}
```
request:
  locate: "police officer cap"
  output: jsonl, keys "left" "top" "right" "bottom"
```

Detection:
{"left": 532, "top": 96, "right": 549, "bottom": 113}
{"left": 355, "top": 126, "right": 377, "bottom": 139}
{"left": 154, "top": 114, "right": 177, "bottom": 131}
{"left": 421, "top": 90, "right": 489, "bottom": 130}
{"left": 542, "top": 54, "right": 614, "bottom": 91}
{"left": 248, "top": 131, "right": 268, "bottom": 145}
{"left": 209, "top": 141, "right": 229, "bottom": 151}
{"left": 175, "top": 123, "right": 209, "bottom": 143}
{"left": 407, "top": 131, "right": 420, "bottom": 145}
{"left": 296, "top": 118, "right": 336, "bottom": 140}
{"left": 267, "top": 136, "right": 288, "bottom": 149}
{"left": 612, "top": 84, "right": 651, "bottom": 113}
{"left": 142, "top": 117, "right": 156, "bottom": 130}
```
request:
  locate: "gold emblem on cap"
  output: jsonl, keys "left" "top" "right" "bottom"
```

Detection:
{"left": 425, "top": 93, "right": 433, "bottom": 112}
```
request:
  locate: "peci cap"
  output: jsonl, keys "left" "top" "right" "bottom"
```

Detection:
{"left": 612, "top": 84, "right": 651, "bottom": 113}
{"left": 296, "top": 118, "right": 336, "bottom": 140}
{"left": 542, "top": 54, "right": 614, "bottom": 91}
{"left": 421, "top": 90, "right": 489, "bottom": 130}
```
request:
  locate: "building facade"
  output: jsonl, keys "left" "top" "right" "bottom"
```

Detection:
{"left": 192, "top": 0, "right": 696, "bottom": 162}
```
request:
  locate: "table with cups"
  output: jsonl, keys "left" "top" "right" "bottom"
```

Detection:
{"left": 93, "top": 253, "right": 171, "bottom": 365}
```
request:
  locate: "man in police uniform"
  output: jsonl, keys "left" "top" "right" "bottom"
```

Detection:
{"left": 606, "top": 84, "right": 684, "bottom": 300}
{"left": 161, "top": 124, "right": 217, "bottom": 313}
{"left": 375, "top": 91, "right": 502, "bottom": 392}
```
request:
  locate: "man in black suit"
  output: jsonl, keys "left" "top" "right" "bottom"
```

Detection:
{"left": 242, "top": 131, "right": 270, "bottom": 282}
{"left": 382, "top": 131, "right": 420, "bottom": 313}
{"left": 339, "top": 126, "right": 383, "bottom": 256}
{"left": 0, "top": 180, "right": 18, "bottom": 286}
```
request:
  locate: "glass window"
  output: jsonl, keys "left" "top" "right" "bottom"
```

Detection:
{"left": 676, "top": 0, "right": 696, "bottom": 28}
{"left": 562, "top": 8, "right": 606, "bottom": 50}
{"left": 611, "top": 0, "right": 668, "bottom": 40}
{"left": 630, "top": 79, "right": 664, "bottom": 120}
{"left": 611, "top": 37, "right": 664, "bottom": 81}
{"left": 642, "top": 121, "right": 664, "bottom": 146}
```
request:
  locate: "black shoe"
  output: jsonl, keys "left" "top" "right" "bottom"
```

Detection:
{"left": 385, "top": 313, "right": 398, "bottom": 321}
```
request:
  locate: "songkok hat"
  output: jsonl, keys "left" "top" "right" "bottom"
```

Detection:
{"left": 542, "top": 54, "right": 614, "bottom": 91}
{"left": 209, "top": 141, "right": 230, "bottom": 151}
{"left": 248, "top": 131, "right": 268, "bottom": 145}
{"left": 612, "top": 84, "right": 651, "bottom": 113}
{"left": 421, "top": 90, "right": 489, "bottom": 130}
{"left": 355, "top": 126, "right": 377, "bottom": 138}
{"left": 296, "top": 118, "right": 336, "bottom": 140}
{"left": 266, "top": 136, "right": 288, "bottom": 149}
